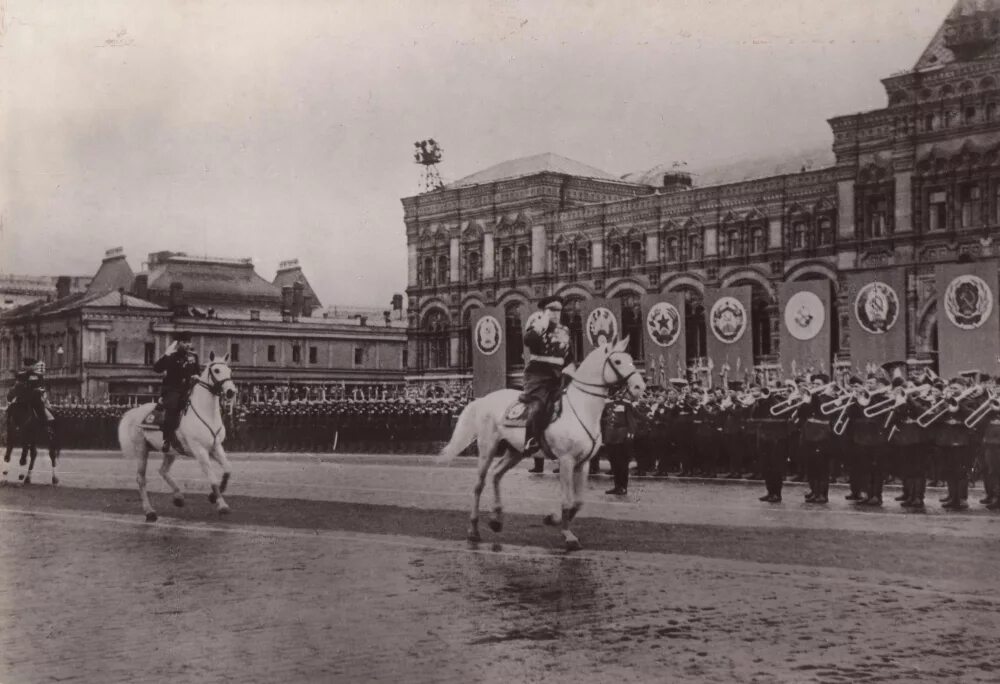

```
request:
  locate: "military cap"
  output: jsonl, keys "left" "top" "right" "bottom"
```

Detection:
{"left": 537, "top": 295, "right": 564, "bottom": 310}
{"left": 810, "top": 373, "right": 830, "bottom": 384}
{"left": 848, "top": 375, "right": 863, "bottom": 386}
{"left": 173, "top": 330, "right": 193, "bottom": 342}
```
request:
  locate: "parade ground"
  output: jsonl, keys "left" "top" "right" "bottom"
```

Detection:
{"left": 1, "top": 453, "right": 999, "bottom": 683}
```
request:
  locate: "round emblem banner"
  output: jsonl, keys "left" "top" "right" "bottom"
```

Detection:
{"left": 646, "top": 302, "right": 681, "bottom": 348}
{"left": 944, "top": 275, "right": 994, "bottom": 330}
{"left": 473, "top": 315, "right": 503, "bottom": 356}
{"left": 784, "top": 291, "right": 825, "bottom": 341}
{"left": 854, "top": 281, "right": 899, "bottom": 335}
{"left": 586, "top": 307, "right": 618, "bottom": 348}
{"left": 709, "top": 296, "right": 748, "bottom": 344}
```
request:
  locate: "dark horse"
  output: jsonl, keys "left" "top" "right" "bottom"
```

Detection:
{"left": 2, "top": 402, "right": 59, "bottom": 486}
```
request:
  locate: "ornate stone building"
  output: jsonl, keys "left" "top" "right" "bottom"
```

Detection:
{"left": 404, "top": 0, "right": 1000, "bottom": 393}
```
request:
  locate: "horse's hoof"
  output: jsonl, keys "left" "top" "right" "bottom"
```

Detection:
{"left": 220, "top": 473, "right": 230, "bottom": 493}
{"left": 543, "top": 514, "right": 559, "bottom": 527}
{"left": 565, "top": 539, "right": 582, "bottom": 552}
{"left": 22, "top": 476, "right": 31, "bottom": 485}
{"left": 173, "top": 496, "right": 185, "bottom": 508}
{"left": 208, "top": 491, "right": 218, "bottom": 504}
{"left": 218, "top": 506, "right": 231, "bottom": 516}
{"left": 51, "top": 477, "right": 59, "bottom": 486}
{"left": 488, "top": 519, "right": 503, "bottom": 533}
{"left": 467, "top": 531, "right": 481, "bottom": 543}
{"left": 145, "top": 512, "right": 158, "bottom": 523}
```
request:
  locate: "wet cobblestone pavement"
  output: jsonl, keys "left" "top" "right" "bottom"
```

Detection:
{"left": 2, "top": 453, "right": 1000, "bottom": 683}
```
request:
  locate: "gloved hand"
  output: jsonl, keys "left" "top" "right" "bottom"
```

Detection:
{"left": 166, "top": 341, "right": 179, "bottom": 355}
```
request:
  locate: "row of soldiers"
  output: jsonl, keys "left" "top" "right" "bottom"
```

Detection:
{"left": 618, "top": 365, "right": 1000, "bottom": 510}
{"left": 6, "top": 398, "right": 469, "bottom": 454}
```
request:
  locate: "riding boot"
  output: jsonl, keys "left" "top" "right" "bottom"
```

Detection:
{"left": 528, "top": 457, "right": 544, "bottom": 474}
{"left": 162, "top": 430, "right": 174, "bottom": 454}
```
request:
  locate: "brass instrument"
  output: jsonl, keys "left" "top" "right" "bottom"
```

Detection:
{"left": 855, "top": 385, "right": 890, "bottom": 407}
{"left": 917, "top": 385, "right": 979, "bottom": 428}
{"left": 832, "top": 399, "right": 852, "bottom": 436}
{"left": 965, "top": 388, "right": 1000, "bottom": 428}
{"left": 770, "top": 389, "right": 807, "bottom": 417}
{"left": 760, "top": 385, "right": 792, "bottom": 400}
{"left": 820, "top": 388, "right": 853, "bottom": 416}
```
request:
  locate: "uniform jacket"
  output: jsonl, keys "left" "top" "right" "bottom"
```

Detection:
{"left": 523, "top": 311, "right": 571, "bottom": 369}
{"left": 601, "top": 398, "right": 637, "bottom": 445}
{"left": 153, "top": 351, "right": 201, "bottom": 393}
{"left": 7, "top": 370, "right": 45, "bottom": 402}
{"left": 797, "top": 394, "right": 832, "bottom": 443}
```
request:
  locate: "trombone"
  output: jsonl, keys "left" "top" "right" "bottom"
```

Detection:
{"left": 965, "top": 389, "right": 1000, "bottom": 428}
{"left": 821, "top": 388, "right": 853, "bottom": 416}
{"left": 917, "top": 385, "right": 979, "bottom": 428}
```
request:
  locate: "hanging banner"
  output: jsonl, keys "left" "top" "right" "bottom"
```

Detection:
{"left": 846, "top": 268, "right": 906, "bottom": 372}
{"left": 471, "top": 306, "right": 506, "bottom": 397}
{"left": 779, "top": 280, "right": 832, "bottom": 376}
{"left": 936, "top": 261, "right": 1000, "bottom": 379}
{"left": 704, "top": 287, "right": 753, "bottom": 383}
{"left": 641, "top": 292, "right": 686, "bottom": 389}
{"left": 579, "top": 298, "right": 623, "bottom": 353}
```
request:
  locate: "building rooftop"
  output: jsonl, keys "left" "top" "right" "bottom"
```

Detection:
{"left": 624, "top": 146, "right": 836, "bottom": 189}
{"left": 444, "top": 152, "right": 642, "bottom": 190}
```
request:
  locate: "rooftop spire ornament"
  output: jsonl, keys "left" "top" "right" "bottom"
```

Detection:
{"left": 413, "top": 139, "right": 445, "bottom": 193}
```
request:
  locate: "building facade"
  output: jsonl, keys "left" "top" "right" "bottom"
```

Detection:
{"left": 0, "top": 249, "right": 407, "bottom": 403}
{"left": 403, "top": 1, "right": 1000, "bottom": 393}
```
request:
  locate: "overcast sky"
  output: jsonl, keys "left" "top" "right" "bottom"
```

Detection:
{"left": 0, "top": 0, "right": 956, "bottom": 307}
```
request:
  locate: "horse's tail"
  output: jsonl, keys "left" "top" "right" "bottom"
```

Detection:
{"left": 435, "top": 400, "right": 479, "bottom": 464}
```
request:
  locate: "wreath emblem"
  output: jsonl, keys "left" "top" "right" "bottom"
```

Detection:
{"left": 784, "top": 291, "right": 825, "bottom": 341}
{"left": 474, "top": 315, "right": 502, "bottom": 356}
{"left": 854, "top": 281, "right": 899, "bottom": 335}
{"left": 646, "top": 302, "right": 681, "bottom": 348}
{"left": 944, "top": 275, "right": 993, "bottom": 330}
{"left": 709, "top": 296, "right": 747, "bottom": 344}
{"left": 586, "top": 307, "right": 618, "bottom": 347}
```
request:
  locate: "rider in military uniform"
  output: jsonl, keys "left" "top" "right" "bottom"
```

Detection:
{"left": 522, "top": 295, "right": 572, "bottom": 473}
{"left": 7, "top": 358, "right": 53, "bottom": 427}
{"left": 152, "top": 331, "right": 200, "bottom": 454}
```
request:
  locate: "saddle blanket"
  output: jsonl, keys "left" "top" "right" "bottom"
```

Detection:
{"left": 502, "top": 398, "right": 562, "bottom": 428}
{"left": 140, "top": 406, "right": 166, "bottom": 430}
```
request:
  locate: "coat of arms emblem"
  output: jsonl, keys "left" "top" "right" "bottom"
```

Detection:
{"left": 586, "top": 307, "right": 618, "bottom": 347}
{"left": 709, "top": 296, "right": 747, "bottom": 344}
{"left": 646, "top": 302, "right": 681, "bottom": 347}
{"left": 474, "top": 315, "right": 502, "bottom": 356}
{"left": 945, "top": 275, "right": 993, "bottom": 330}
{"left": 854, "top": 281, "right": 899, "bottom": 335}
{"left": 784, "top": 291, "right": 825, "bottom": 341}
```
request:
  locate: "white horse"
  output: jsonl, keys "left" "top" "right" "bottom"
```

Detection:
{"left": 117, "top": 352, "right": 238, "bottom": 522}
{"left": 438, "top": 338, "right": 646, "bottom": 551}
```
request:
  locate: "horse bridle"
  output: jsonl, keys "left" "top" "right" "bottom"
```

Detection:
{"left": 570, "top": 351, "right": 640, "bottom": 398}
{"left": 195, "top": 362, "right": 236, "bottom": 399}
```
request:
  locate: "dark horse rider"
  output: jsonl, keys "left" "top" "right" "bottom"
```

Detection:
{"left": 6, "top": 357, "right": 53, "bottom": 428}
{"left": 522, "top": 295, "right": 572, "bottom": 473}
{"left": 153, "top": 331, "right": 200, "bottom": 454}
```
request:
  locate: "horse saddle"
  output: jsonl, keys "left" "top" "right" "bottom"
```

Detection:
{"left": 502, "top": 397, "right": 563, "bottom": 428}
{"left": 140, "top": 406, "right": 166, "bottom": 431}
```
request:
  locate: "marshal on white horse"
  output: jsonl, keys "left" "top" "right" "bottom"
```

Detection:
{"left": 438, "top": 337, "right": 646, "bottom": 551}
{"left": 117, "top": 352, "right": 237, "bottom": 521}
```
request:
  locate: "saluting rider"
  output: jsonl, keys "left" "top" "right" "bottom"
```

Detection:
{"left": 522, "top": 295, "right": 572, "bottom": 473}
{"left": 152, "top": 331, "right": 200, "bottom": 454}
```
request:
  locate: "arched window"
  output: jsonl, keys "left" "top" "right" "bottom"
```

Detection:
{"left": 505, "top": 302, "right": 524, "bottom": 369}
{"left": 628, "top": 240, "right": 643, "bottom": 267}
{"left": 816, "top": 217, "right": 833, "bottom": 246}
{"left": 725, "top": 230, "right": 740, "bottom": 257}
{"left": 422, "top": 256, "right": 434, "bottom": 286}
{"left": 561, "top": 298, "right": 585, "bottom": 362}
{"left": 688, "top": 234, "right": 703, "bottom": 261}
{"left": 618, "top": 293, "right": 643, "bottom": 359}
{"left": 466, "top": 251, "right": 481, "bottom": 282}
{"left": 516, "top": 245, "right": 530, "bottom": 276}
{"left": 437, "top": 255, "right": 449, "bottom": 285}
{"left": 557, "top": 250, "right": 570, "bottom": 275}
{"left": 987, "top": 102, "right": 997, "bottom": 122}
{"left": 667, "top": 236, "right": 679, "bottom": 261}
{"left": 792, "top": 221, "right": 807, "bottom": 249}
{"left": 576, "top": 245, "right": 590, "bottom": 273}
{"left": 500, "top": 247, "right": 514, "bottom": 278}
{"left": 423, "top": 309, "right": 450, "bottom": 369}
{"left": 750, "top": 227, "right": 765, "bottom": 254}
{"left": 609, "top": 243, "right": 623, "bottom": 269}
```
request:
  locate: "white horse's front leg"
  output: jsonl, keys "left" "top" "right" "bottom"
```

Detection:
{"left": 489, "top": 450, "right": 522, "bottom": 533}
{"left": 136, "top": 453, "right": 157, "bottom": 522}
{"left": 558, "top": 460, "right": 584, "bottom": 551}
{"left": 213, "top": 442, "right": 233, "bottom": 494}
{"left": 158, "top": 453, "right": 185, "bottom": 508}
{"left": 192, "top": 444, "right": 229, "bottom": 515}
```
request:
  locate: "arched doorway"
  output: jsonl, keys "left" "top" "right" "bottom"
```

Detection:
{"left": 421, "top": 309, "right": 450, "bottom": 370}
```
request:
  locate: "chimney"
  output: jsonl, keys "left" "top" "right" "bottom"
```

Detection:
{"left": 133, "top": 274, "right": 149, "bottom": 300}
{"left": 291, "top": 283, "right": 304, "bottom": 320}
{"left": 119, "top": 287, "right": 127, "bottom": 308}
{"left": 281, "top": 286, "right": 293, "bottom": 321}
{"left": 169, "top": 282, "right": 184, "bottom": 309}
{"left": 55, "top": 276, "right": 71, "bottom": 300}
